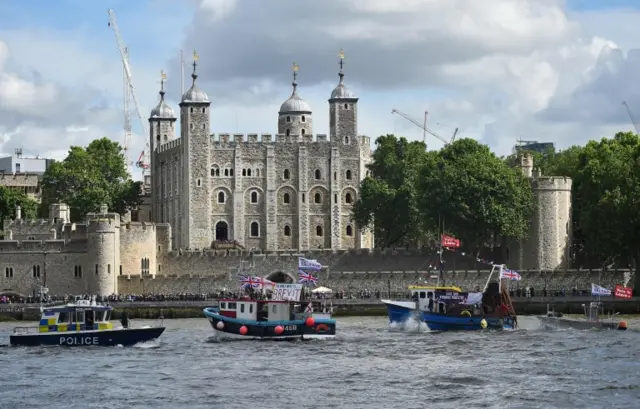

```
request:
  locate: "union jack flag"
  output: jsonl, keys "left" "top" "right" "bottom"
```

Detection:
{"left": 298, "top": 270, "right": 318, "bottom": 286}
{"left": 238, "top": 275, "right": 275, "bottom": 289}
{"left": 500, "top": 268, "right": 521, "bottom": 281}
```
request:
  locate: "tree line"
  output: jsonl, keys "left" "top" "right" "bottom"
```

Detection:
{"left": 353, "top": 132, "right": 640, "bottom": 270}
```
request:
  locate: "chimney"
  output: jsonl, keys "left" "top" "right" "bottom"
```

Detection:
{"left": 15, "top": 205, "right": 21, "bottom": 220}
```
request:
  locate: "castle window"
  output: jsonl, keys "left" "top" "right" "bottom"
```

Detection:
{"left": 286, "top": 129, "right": 290, "bottom": 136}
{"left": 283, "top": 193, "right": 290, "bottom": 204}
{"left": 314, "top": 169, "right": 321, "bottom": 180}
{"left": 224, "top": 169, "right": 229, "bottom": 177}
{"left": 211, "top": 167, "right": 220, "bottom": 177}
{"left": 5, "top": 267, "right": 13, "bottom": 278}
{"left": 158, "top": 264, "right": 162, "bottom": 274}
{"left": 344, "top": 103, "right": 348, "bottom": 109}
{"left": 190, "top": 123, "right": 194, "bottom": 130}
{"left": 334, "top": 172, "right": 337, "bottom": 181}
{"left": 27, "top": 236, "right": 35, "bottom": 240}
{"left": 74, "top": 265, "right": 82, "bottom": 278}
{"left": 95, "top": 264, "right": 98, "bottom": 275}
{"left": 302, "top": 115, "right": 306, "bottom": 122}
{"left": 302, "top": 193, "right": 305, "bottom": 203}
{"left": 346, "top": 169, "right": 352, "bottom": 180}
{"left": 286, "top": 116, "right": 291, "bottom": 122}
{"left": 283, "top": 169, "right": 290, "bottom": 179}
{"left": 314, "top": 192, "right": 321, "bottom": 204}
{"left": 108, "top": 264, "right": 111, "bottom": 274}
{"left": 345, "top": 193, "right": 353, "bottom": 203}
{"left": 164, "top": 134, "right": 167, "bottom": 142}
{"left": 284, "top": 225, "right": 291, "bottom": 236}
{"left": 250, "top": 221, "right": 260, "bottom": 237}
{"left": 196, "top": 178, "right": 202, "bottom": 187}
{"left": 334, "top": 194, "right": 337, "bottom": 204}
{"left": 230, "top": 169, "right": 234, "bottom": 176}
{"left": 247, "top": 169, "right": 252, "bottom": 177}
{"left": 218, "top": 191, "right": 225, "bottom": 204}
{"left": 346, "top": 225, "right": 353, "bottom": 236}
{"left": 345, "top": 136, "right": 350, "bottom": 144}
{"left": 251, "top": 191, "right": 258, "bottom": 203}
{"left": 156, "top": 135, "right": 160, "bottom": 142}
{"left": 202, "top": 107, "right": 206, "bottom": 113}
{"left": 202, "top": 123, "right": 206, "bottom": 130}
{"left": 141, "top": 258, "right": 150, "bottom": 275}
{"left": 316, "top": 225, "right": 323, "bottom": 236}
{"left": 242, "top": 169, "right": 246, "bottom": 177}
{"left": 301, "top": 129, "right": 306, "bottom": 135}
{"left": 119, "top": 265, "right": 123, "bottom": 276}
{"left": 32, "top": 265, "right": 40, "bottom": 278}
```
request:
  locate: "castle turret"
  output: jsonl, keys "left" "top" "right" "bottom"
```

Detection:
{"left": 179, "top": 51, "right": 212, "bottom": 249}
{"left": 329, "top": 49, "right": 358, "bottom": 144}
{"left": 278, "top": 63, "right": 313, "bottom": 137}
{"left": 86, "top": 204, "right": 120, "bottom": 295}
{"left": 149, "top": 71, "right": 177, "bottom": 223}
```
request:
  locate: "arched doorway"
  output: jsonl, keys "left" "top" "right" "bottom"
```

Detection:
{"left": 266, "top": 271, "right": 293, "bottom": 284}
{"left": 215, "top": 221, "right": 228, "bottom": 241}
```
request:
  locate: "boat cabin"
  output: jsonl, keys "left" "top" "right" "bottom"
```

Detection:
{"left": 218, "top": 299, "right": 296, "bottom": 322}
{"left": 409, "top": 285, "right": 463, "bottom": 314}
{"left": 37, "top": 300, "right": 114, "bottom": 333}
{"left": 583, "top": 302, "right": 604, "bottom": 323}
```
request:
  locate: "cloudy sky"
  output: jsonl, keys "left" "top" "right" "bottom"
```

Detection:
{"left": 1, "top": 0, "right": 640, "bottom": 179}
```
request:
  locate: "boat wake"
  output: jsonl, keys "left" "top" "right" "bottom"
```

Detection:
{"left": 388, "top": 315, "right": 429, "bottom": 333}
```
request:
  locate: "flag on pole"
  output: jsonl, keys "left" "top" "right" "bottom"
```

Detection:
{"left": 500, "top": 268, "right": 522, "bottom": 281}
{"left": 298, "top": 257, "right": 322, "bottom": 271}
{"left": 298, "top": 270, "right": 318, "bottom": 286}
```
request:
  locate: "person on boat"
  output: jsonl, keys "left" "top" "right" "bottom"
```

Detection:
{"left": 120, "top": 311, "right": 130, "bottom": 329}
{"left": 427, "top": 293, "right": 434, "bottom": 312}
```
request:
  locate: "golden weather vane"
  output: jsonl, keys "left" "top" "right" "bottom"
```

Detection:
{"left": 161, "top": 70, "right": 167, "bottom": 80}
{"left": 292, "top": 62, "right": 299, "bottom": 72}
{"left": 193, "top": 49, "right": 199, "bottom": 61}
{"left": 339, "top": 49, "right": 345, "bottom": 59}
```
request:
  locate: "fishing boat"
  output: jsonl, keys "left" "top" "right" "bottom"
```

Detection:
{"left": 10, "top": 298, "right": 165, "bottom": 347}
{"left": 381, "top": 264, "right": 518, "bottom": 331}
{"left": 539, "top": 284, "right": 628, "bottom": 331}
{"left": 203, "top": 297, "right": 336, "bottom": 340}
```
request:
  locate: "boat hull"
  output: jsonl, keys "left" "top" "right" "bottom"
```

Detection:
{"left": 539, "top": 316, "right": 625, "bottom": 331}
{"left": 9, "top": 327, "right": 165, "bottom": 347}
{"left": 203, "top": 308, "right": 336, "bottom": 340}
{"left": 382, "top": 300, "right": 515, "bottom": 331}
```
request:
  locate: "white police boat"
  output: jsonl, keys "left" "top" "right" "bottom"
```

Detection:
{"left": 10, "top": 298, "right": 165, "bottom": 347}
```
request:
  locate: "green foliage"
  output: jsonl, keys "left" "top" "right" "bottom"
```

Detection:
{"left": 352, "top": 134, "right": 430, "bottom": 247}
{"left": 572, "top": 132, "right": 640, "bottom": 267}
{"left": 39, "top": 137, "right": 142, "bottom": 221}
{"left": 0, "top": 186, "right": 38, "bottom": 231}
{"left": 419, "top": 138, "right": 533, "bottom": 250}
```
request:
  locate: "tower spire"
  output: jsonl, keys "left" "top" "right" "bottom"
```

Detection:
{"left": 191, "top": 49, "right": 199, "bottom": 85}
{"left": 292, "top": 62, "right": 299, "bottom": 94}
{"left": 338, "top": 49, "right": 345, "bottom": 84}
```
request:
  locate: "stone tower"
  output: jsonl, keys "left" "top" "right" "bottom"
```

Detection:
{"left": 149, "top": 73, "right": 177, "bottom": 222}
{"left": 329, "top": 51, "right": 358, "bottom": 143}
{"left": 86, "top": 204, "right": 120, "bottom": 295}
{"left": 278, "top": 63, "right": 313, "bottom": 137}
{"left": 179, "top": 57, "right": 212, "bottom": 249}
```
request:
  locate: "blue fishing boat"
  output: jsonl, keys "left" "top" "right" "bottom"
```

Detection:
{"left": 381, "top": 264, "right": 518, "bottom": 331}
{"left": 10, "top": 298, "right": 165, "bottom": 347}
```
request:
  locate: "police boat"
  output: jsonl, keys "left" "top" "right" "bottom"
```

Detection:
{"left": 10, "top": 298, "right": 165, "bottom": 347}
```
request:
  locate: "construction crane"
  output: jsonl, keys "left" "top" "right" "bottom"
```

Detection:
{"left": 107, "top": 9, "right": 150, "bottom": 179}
{"left": 391, "top": 109, "right": 458, "bottom": 146}
{"left": 622, "top": 101, "right": 640, "bottom": 134}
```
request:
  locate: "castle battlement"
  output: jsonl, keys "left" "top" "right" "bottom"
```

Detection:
{"left": 0, "top": 172, "right": 39, "bottom": 186}
{"left": 0, "top": 239, "right": 67, "bottom": 252}
{"left": 532, "top": 176, "right": 572, "bottom": 191}
{"left": 208, "top": 133, "right": 335, "bottom": 144}
{"left": 122, "top": 221, "right": 155, "bottom": 232}
{"left": 164, "top": 247, "right": 433, "bottom": 259}
{"left": 157, "top": 138, "right": 182, "bottom": 153}
{"left": 3, "top": 218, "right": 65, "bottom": 228}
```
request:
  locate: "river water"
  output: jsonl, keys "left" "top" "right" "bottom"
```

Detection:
{"left": 1, "top": 316, "right": 639, "bottom": 409}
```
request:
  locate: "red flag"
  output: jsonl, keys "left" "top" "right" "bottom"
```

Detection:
{"left": 614, "top": 285, "right": 632, "bottom": 299}
{"left": 441, "top": 234, "right": 461, "bottom": 248}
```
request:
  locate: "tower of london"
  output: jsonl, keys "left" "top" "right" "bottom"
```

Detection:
{"left": 149, "top": 58, "right": 374, "bottom": 251}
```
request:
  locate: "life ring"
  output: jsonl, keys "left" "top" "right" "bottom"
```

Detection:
{"left": 461, "top": 310, "right": 471, "bottom": 317}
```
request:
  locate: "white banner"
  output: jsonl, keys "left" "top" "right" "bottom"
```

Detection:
{"left": 298, "top": 257, "right": 322, "bottom": 271}
{"left": 591, "top": 283, "right": 611, "bottom": 297}
{"left": 272, "top": 283, "right": 303, "bottom": 301}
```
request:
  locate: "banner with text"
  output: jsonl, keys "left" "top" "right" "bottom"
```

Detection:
{"left": 614, "top": 285, "right": 633, "bottom": 299}
{"left": 272, "top": 284, "right": 303, "bottom": 301}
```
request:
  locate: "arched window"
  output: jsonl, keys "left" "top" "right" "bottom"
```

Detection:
{"left": 346, "top": 225, "right": 353, "bottom": 236}
{"left": 250, "top": 222, "right": 260, "bottom": 237}
{"left": 344, "top": 103, "right": 348, "bottom": 109}
{"left": 247, "top": 169, "right": 252, "bottom": 177}
{"left": 286, "top": 116, "right": 291, "bottom": 122}
{"left": 224, "top": 169, "right": 229, "bottom": 176}
{"left": 156, "top": 135, "right": 160, "bottom": 142}
{"left": 302, "top": 115, "right": 306, "bottom": 122}
{"left": 316, "top": 225, "right": 323, "bottom": 236}
{"left": 301, "top": 129, "right": 306, "bottom": 135}
{"left": 314, "top": 169, "right": 321, "bottom": 180}
{"left": 345, "top": 193, "right": 353, "bottom": 203}
{"left": 284, "top": 225, "right": 291, "bottom": 236}
{"left": 196, "top": 179, "right": 201, "bottom": 187}
{"left": 217, "top": 191, "right": 225, "bottom": 203}
{"left": 283, "top": 193, "right": 290, "bottom": 204}
{"left": 251, "top": 191, "right": 258, "bottom": 203}
{"left": 346, "top": 169, "right": 352, "bottom": 180}
{"left": 242, "top": 169, "right": 247, "bottom": 176}
{"left": 230, "top": 169, "right": 234, "bottom": 176}
{"left": 286, "top": 129, "right": 290, "bottom": 136}
{"left": 283, "top": 169, "right": 290, "bottom": 179}
{"left": 190, "top": 107, "right": 194, "bottom": 113}
{"left": 202, "top": 107, "right": 206, "bottom": 113}
{"left": 345, "top": 136, "right": 350, "bottom": 144}
{"left": 314, "top": 192, "right": 321, "bottom": 204}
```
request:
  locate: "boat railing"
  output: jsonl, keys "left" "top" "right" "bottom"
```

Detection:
{"left": 12, "top": 326, "right": 39, "bottom": 334}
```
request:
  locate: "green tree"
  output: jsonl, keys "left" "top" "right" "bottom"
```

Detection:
{"left": 39, "top": 137, "right": 142, "bottom": 221}
{"left": 352, "top": 134, "right": 430, "bottom": 247}
{"left": 572, "top": 132, "right": 640, "bottom": 269}
{"left": 0, "top": 186, "right": 38, "bottom": 235}
{"left": 418, "top": 138, "right": 533, "bottom": 252}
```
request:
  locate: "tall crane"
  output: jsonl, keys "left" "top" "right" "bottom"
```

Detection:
{"left": 107, "top": 9, "right": 150, "bottom": 179}
{"left": 391, "top": 109, "right": 458, "bottom": 146}
{"left": 622, "top": 101, "right": 640, "bottom": 134}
